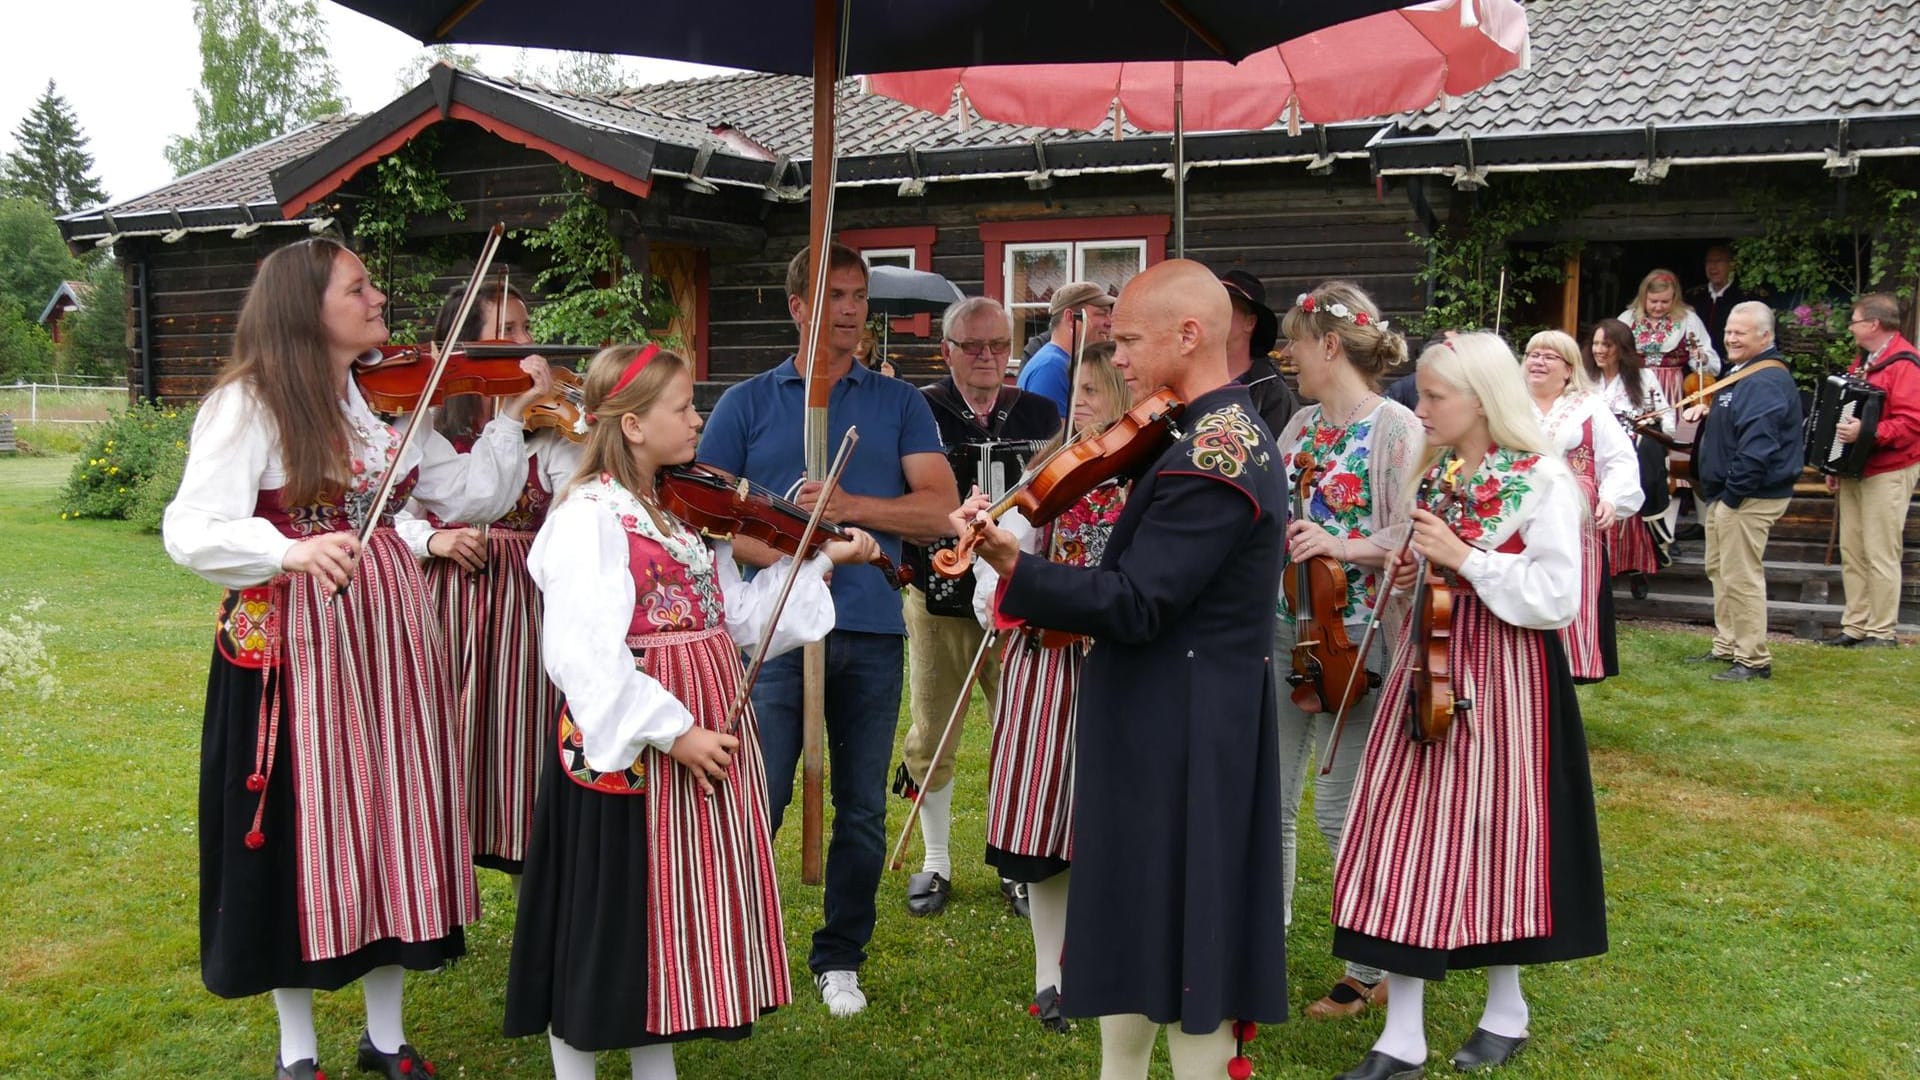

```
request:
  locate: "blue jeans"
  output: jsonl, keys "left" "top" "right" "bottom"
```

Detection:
{"left": 754, "top": 630, "right": 904, "bottom": 974}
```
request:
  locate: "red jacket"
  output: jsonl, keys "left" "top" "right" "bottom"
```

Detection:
{"left": 1848, "top": 332, "right": 1920, "bottom": 476}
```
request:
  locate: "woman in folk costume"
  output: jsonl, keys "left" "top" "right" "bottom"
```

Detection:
{"left": 1586, "top": 318, "right": 1670, "bottom": 595}
{"left": 968, "top": 343, "right": 1131, "bottom": 1034}
{"left": 1521, "top": 330, "right": 1643, "bottom": 683}
{"left": 1621, "top": 268, "right": 1718, "bottom": 540}
{"left": 503, "top": 344, "right": 878, "bottom": 1079}
{"left": 403, "top": 283, "right": 583, "bottom": 881}
{"left": 163, "top": 238, "right": 553, "bottom": 1080}
{"left": 1269, "top": 281, "right": 1424, "bottom": 1022}
{"left": 1331, "top": 333, "right": 1607, "bottom": 1080}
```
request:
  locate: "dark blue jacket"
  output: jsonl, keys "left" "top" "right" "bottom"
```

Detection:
{"left": 1694, "top": 345, "right": 1803, "bottom": 508}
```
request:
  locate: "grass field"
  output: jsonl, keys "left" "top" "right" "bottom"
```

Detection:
{"left": 1, "top": 452, "right": 1915, "bottom": 1080}
{"left": 0, "top": 385, "right": 124, "bottom": 454}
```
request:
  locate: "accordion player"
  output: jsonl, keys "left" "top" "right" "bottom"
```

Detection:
{"left": 1806, "top": 374, "right": 1887, "bottom": 478}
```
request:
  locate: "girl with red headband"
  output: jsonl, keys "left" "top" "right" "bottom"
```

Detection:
{"left": 503, "top": 343, "right": 878, "bottom": 1080}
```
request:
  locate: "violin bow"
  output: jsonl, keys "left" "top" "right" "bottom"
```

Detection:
{"left": 346, "top": 223, "right": 506, "bottom": 576}
{"left": 721, "top": 426, "right": 860, "bottom": 736}
{"left": 889, "top": 626, "right": 1001, "bottom": 871}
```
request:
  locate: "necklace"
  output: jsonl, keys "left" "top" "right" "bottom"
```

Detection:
{"left": 1327, "top": 392, "right": 1377, "bottom": 430}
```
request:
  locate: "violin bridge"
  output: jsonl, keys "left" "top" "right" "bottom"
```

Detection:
{"left": 734, "top": 477, "right": 750, "bottom": 499}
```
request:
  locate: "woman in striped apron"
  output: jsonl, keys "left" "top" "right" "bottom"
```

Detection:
{"left": 404, "top": 284, "right": 583, "bottom": 882}
{"left": 1587, "top": 318, "right": 1670, "bottom": 594}
{"left": 163, "top": 239, "right": 551, "bottom": 1080}
{"left": 1521, "top": 330, "right": 1643, "bottom": 684}
{"left": 1270, "top": 281, "right": 1424, "bottom": 1023}
{"left": 504, "top": 344, "right": 876, "bottom": 1080}
{"left": 1330, "top": 333, "right": 1607, "bottom": 1080}
{"left": 1621, "top": 269, "right": 1720, "bottom": 540}
{"left": 969, "top": 344, "right": 1129, "bottom": 1033}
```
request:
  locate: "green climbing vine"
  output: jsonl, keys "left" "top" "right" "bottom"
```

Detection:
{"left": 514, "top": 169, "right": 679, "bottom": 348}
{"left": 1407, "top": 174, "right": 1586, "bottom": 341}
{"left": 352, "top": 129, "right": 466, "bottom": 344}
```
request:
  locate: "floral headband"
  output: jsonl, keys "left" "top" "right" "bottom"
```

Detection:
{"left": 1297, "top": 292, "right": 1387, "bottom": 330}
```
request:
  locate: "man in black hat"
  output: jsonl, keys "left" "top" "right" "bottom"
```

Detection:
{"left": 1219, "top": 269, "right": 1302, "bottom": 436}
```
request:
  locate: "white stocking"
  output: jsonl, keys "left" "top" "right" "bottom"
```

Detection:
{"left": 630, "top": 1042, "right": 675, "bottom": 1080}
{"left": 1166, "top": 1023, "right": 1235, "bottom": 1079}
{"left": 917, "top": 781, "right": 954, "bottom": 878}
{"left": 361, "top": 965, "right": 406, "bottom": 1054}
{"left": 548, "top": 1031, "right": 596, "bottom": 1080}
{"left": 1372, "top": 972, "right": 1428, "bottom": 1064}
{"left": 1028, "top": 872, "right": 1069, "bottom": 993}
{"left": 272, "top": 988, "right": 317, "bottom": 1066}
{"left": 1098, "top": 1013, "right": 1159, "bottom": 1080}
{"left": 1478, "top": 965, "right": 1530, "bottom": 1038}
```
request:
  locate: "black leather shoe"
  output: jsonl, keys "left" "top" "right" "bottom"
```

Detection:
{"left": 905, "top": 871, "right": 950, "bottom": 916}
{"left": 1819, "top": 633, "right": 1863, "bottom": 647}
{"left": 1683, "top": 651, "right": 1732, "bottom": 664}
{"left": 1029, "top": 984, "right": 1070, "bottom": 1033}
{"left": 1334, "top": 1050, "right": 1426, "bottom": 1079}
{"left": 1857, "top": 637, "right": 1899, "bottom": 648}
{"left": 1629, "top": 574, "right": 1649, "bottom": 600}
{"left": 356, "top": 1033, "right": 436, "bottom": 1079}
{"left": 276, "top": 1057, "right": 326, "bottom": 1080}
{"left": 1711, "top": 663, "right": 1771, "bottom": 682}
{"left": 1449, "top": 1028, "right": 1527, "bottom": 1071}
{"left": 1001, "top": 878, "right": 1031, "bottom": 918}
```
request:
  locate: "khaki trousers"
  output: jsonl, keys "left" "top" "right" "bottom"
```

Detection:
{"left": 901, "top": 586, "right": 1001, "bottom": 791}
{"left": 1704, "top": 496, "right": 1790, "bottom": 668}
{"left": 1836, "top": 460, "right": 1920, "bottom": 640}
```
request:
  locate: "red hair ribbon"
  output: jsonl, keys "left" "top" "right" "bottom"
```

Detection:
{"left": 610, "top": 343, "right": 661, "bottom": 397}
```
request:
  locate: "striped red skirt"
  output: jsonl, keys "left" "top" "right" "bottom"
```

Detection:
{"left": 1560, "top": 519, "right": 1614, "bottom": 682}
{"left": 506, "top": 625, "right": 789, "bottom": 1048}
{"left": 426, "top": 528, "right": 556, "bottom": 872}
{"left": 984, "top": 632, "right": 1082, "bottom": 882}
{"left": 1606, "top": 515, "right": 1661, "bottom": 576}
{"left": 1331, "top": 593, "right": 1606, "bottom": 979}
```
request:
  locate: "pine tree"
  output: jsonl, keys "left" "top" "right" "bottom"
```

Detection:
{"left": 164, "top": 0, "right": 347, "bottom": 176}
{"left": 1, "top": 81, "right": 108, "bottom": 215}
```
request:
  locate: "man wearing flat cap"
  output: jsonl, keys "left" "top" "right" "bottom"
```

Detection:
{"left": 1219, "top": 269, "right": 1302, "bottom": 437}
{"left": 1016, "top": 281, "right": 1115, "bottom": 416}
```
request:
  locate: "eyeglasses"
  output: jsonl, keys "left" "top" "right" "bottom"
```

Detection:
{"left": 1522, "top": 350, "right": 1567, "bottom": 363}
{"left": 947, "top": 338, "right": 1013, "bottom": 357}
{"left": 1848, "top": 317, "right": 1874, "bottom": 328}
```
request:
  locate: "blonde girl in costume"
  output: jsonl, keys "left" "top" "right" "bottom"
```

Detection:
{"left": 504, "top": 344, "right": 877, "bottom": 1079}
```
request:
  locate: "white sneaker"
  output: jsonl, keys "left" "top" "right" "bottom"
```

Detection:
{"left": 815, "top": 970, "right": 867, "bottom": 1017}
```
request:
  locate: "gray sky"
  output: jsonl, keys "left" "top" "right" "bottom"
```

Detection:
{"left": 2, "top": 1, "right": 732, "bottom": 211}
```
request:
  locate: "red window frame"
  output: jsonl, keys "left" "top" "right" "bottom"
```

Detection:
{"left": 980, "top": 214, "right": 1171, "bottom": 308}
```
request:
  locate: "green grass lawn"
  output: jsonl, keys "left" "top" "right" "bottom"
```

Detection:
{"left": 2, "top": 452, "right": 1916, "bottom": 1079}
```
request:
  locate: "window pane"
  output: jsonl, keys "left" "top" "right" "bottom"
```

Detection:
{"left": 1077, "top": 241, "right": 1145, "bottom": 296}
{"left": 1009, "top": 303, "right": 1050, "bottom": 360}
{"left": 861, "top": 247, "right": 914, "bottom": 270}
{"left": 1008, "top": 244, "right": 1072, "bottom": 307}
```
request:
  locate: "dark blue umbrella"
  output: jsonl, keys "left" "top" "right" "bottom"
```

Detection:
{"left": 331, "top": 0, "right": 1415, "bottom": 74}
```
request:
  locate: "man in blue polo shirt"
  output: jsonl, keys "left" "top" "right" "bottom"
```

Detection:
{"left": 699, "top": 242, "right": 958, "bottom": 1018}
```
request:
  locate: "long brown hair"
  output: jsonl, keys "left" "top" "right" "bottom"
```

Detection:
{"left": 215, "top": 237, "right": 357, "bottom": 506}
{"left": 431, "top": 281, "right": 530, "bottom": 441}
{"left": 1586, "top": 318, "right": 1646, "bottom": 409}
{"left": 561, "top": 343, "right": 692, "bottom": 502}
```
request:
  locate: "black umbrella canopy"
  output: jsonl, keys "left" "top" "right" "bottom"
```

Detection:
{"left": 332, "top": 0, "right": 1416, "bottom": 74}
{"left": 866, "top": 265, "right": 965, "bottom": 317}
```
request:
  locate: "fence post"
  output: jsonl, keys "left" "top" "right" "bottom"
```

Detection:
{"left": 29, "top": 383, "right": 37, "bottom": 423}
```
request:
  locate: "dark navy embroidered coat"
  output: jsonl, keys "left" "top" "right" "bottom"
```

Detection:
{"left": 998, "top": 384, "right": 1290, "bottom": 1032}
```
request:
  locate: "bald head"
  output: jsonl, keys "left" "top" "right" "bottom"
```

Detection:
{"left": 1109, "top": 259, "right": 1233, "bottom": 399}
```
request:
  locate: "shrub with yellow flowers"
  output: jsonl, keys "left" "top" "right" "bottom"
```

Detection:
{"left": 60, "top": 402, "right": 197, "bottom": 524}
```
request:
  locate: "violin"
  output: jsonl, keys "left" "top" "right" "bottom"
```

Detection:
{"left": 523, "top": 365, "right": 589, "bottom": 443}
{"left": 1282, "top": 452, "right": 1370, "bottom": 716}
{"left": 353, "top": 340, "right": 600, "bottom": 414}
{"left": 657, "top": 462, "right": 911, "bottom": 589}
{"left": 1402, "top": 463, "right": 1473, "bottom": 744}
{"left": 1682, "top": 369, "right": 1712, "bottom": 415}
{"left": 934, "top": 386, "right": 1185, "bottom": 578}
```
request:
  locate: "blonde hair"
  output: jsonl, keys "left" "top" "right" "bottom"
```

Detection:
{"left": 1524, "top": 329, "right": 1594, "bottom": 396}
{"left": 1280, "top": 279, "right": 1408, "bottom": 387}
{"left": 1630, "top": 268, "right": 1693, "bottom": 322}
{"left": 561, "top": 343, "right": 692, "bottom": 501}
{"left": 1034, "top": 342, "right": 1128, "bottom": 458}
{"left": 1414, "top": 332, "right": 1553, "bottom": 474}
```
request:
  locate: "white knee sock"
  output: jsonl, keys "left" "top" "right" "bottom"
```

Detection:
{"left": 917, "top": 782, "right": 954, "bottom": 878}
{"left": 1098, "top": 1013, "right": 1160, "bottom": 1080}
{"left": 1166, "top": 1023, "right": 1235, "bottom": 1079}
{"left": 630, "top": 1042, "right": 675, "bottom": 1080}
{"left": 548, "top": 1031, "right": 597, "bottom": 1080}
{"left": 361, "top": 965, "right": 406, "bottom": 1054}
{"left": 1478, "top": 965, "right": 1530, "bottom": 1038}
{"left": 272, "top": 988, "right": 317, "bottom": 1066}
{"left": 1372, "top": 973, "right": 1427, "bottom": 1064}
{"left": 1028, "top": 872, "right": 1069, "bottom": 993}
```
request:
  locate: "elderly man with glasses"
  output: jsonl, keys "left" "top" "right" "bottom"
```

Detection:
{"left": 897, "top": 296, "right": 1062, "bottom": 919}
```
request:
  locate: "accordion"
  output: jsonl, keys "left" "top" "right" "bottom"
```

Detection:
{"left": 905, "top": 438, "right": 1049, "bottom": 617}
{"left": 1805, "top": 374, "right": 1885, "bottom": 478}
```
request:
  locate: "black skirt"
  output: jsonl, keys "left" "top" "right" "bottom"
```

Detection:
{"left": 1333, "top": 638, "right": 1608, "bottom": 981}
{"left": 985, "top": 845, "right": 1069, "bottom": 884}
{"left": 199, "top": 649, "right": 465, "bottom": 999}
{"left": 502, "top": 727, "right": 753, "bottom": 1051}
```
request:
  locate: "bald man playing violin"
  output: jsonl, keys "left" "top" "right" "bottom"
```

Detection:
{"left": 955, "top": 259, "right": 1290, "bottom": 1080}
